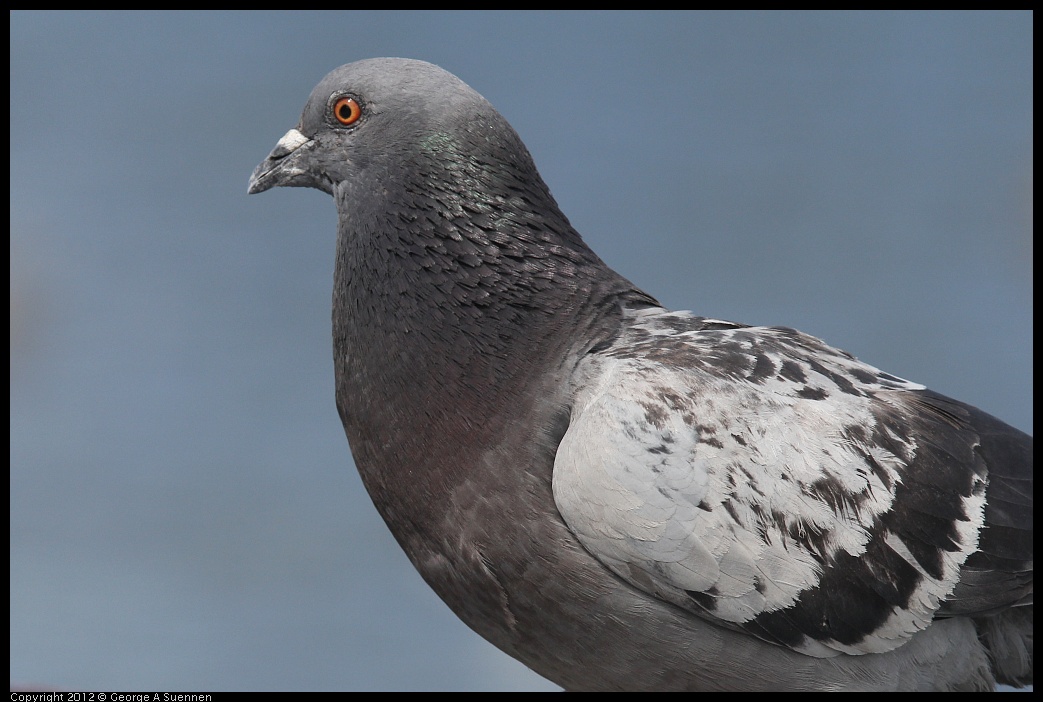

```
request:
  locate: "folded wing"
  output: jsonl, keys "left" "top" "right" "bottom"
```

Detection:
{"left": 554, "top": 308, "right": 1032, "bottom": 659}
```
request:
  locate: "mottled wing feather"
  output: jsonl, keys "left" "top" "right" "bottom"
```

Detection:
{"left": 553, "top": 307, "right": 1031, "bottom": 658}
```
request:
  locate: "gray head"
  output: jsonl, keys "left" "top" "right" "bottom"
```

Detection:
{"left": 249, "top": 58, "right": 544, "bottom": 206}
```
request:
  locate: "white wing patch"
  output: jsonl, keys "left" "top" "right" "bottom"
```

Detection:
{"left": 553, "top": 308, "right": 986, "bottom": 657}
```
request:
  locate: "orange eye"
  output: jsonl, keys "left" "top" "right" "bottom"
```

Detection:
{"left": 333, "top": 97, "right": 362, "bottom": 126}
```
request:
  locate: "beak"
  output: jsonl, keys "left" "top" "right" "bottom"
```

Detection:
{"left": 248, "top": 128, "right": 313, "bottom": 194}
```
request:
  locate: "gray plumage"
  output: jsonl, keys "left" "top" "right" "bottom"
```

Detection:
{"left": 249, "top": 58, "right": 1032, "bottom": 691}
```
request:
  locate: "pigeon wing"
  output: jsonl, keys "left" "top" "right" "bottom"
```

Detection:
{"left": 554, "top": 307, "right": 1031, "bottom": 658}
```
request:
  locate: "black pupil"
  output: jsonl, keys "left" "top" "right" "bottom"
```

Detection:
{"left": 339, "top": 102, "right": 352, "bottom": 120}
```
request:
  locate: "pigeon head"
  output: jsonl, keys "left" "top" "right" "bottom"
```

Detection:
{"left": 248, "top": 58, "right": 557, "bottom": 221}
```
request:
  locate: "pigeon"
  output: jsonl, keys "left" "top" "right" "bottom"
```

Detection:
{"left": 248, "top": 58, "right": 1032, "bottom": 691}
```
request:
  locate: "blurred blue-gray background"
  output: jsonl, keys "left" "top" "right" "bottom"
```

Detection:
{"left": 10, "top": 11, "right": 1031, "bottom": 692}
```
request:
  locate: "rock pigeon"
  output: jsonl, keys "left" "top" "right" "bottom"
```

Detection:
{"left": 248, "top": 58, "right": 1032, "bottom": 691}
